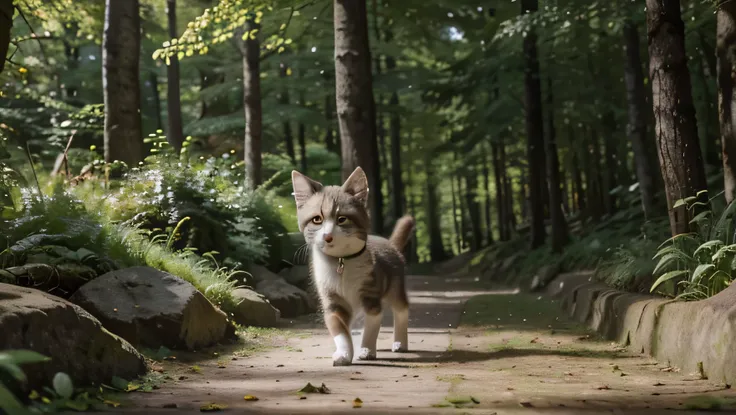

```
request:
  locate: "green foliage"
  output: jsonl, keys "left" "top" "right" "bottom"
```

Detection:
{"left": 649, "top": 196, "right": 736, "bottom": 300}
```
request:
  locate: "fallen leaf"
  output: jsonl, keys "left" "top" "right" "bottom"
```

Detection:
{"left": 162, "top": 403, "right": 178, "bottom": 408}
{"left": 653, "top": 382, "right": 665, "bottom": 386}
{"left": 471, "top": 397, "right": 480, "bottom": 404}
{"left": 530, "top": 338, "right": 539, "bottom": 344}
{"left": 299, "top": 396, "right": 307, "bottom": 400}
{"left": 596, "top": 385, "right": 611, "bottom": 390}
{"left": 103, "top": 400, "right": 121, "bottom": 408}
{"left": 612, "top": 365, "right": 620, "bottom": 372}
{"left": 519, "top": 402, "right": 533, "bottom": 408}
{"left": 298, "top": 382, "right": 331, "bottom": 394}
{"left": 277, "top": 364, "right": 284, "bottom": 367}
{"left": 353, "top": 397, "right": 363, "bottom": 408}
{"left": 200, "top": 403, "right": 227, "bottom": 412}
{"left": 244, "top": 395, "right": 259, "bottom": 401}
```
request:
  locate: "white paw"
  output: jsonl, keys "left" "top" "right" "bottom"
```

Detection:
{"left": 356, "top": 347, "right": 376, "bottom": 360}
{"left": 332, "top": 350, "right": 353, "bottom": 366}
{"left": 391, "top": 342, "right": 408, "bottom": 353}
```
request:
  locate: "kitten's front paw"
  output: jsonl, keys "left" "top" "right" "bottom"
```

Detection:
{"left": 332, "top": 350, "right": 353, "bottom": 366}
{"left": 391, "top": 342, "right": 408, "bottom": 353}
{"left": 356, "top": 347, "right": 376, "bottom": 360}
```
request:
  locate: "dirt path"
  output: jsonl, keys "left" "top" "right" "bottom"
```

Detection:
{"left": 103, "top": 275, "right": 736, "bottom": 414}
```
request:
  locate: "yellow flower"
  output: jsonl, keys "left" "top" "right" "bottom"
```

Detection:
{"left": 19, "top": 67, "right": 28, "bottom": 74}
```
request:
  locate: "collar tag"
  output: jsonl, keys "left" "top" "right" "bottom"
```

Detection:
{"left": 337, "top": 258, "right": 345, "bottom": 275}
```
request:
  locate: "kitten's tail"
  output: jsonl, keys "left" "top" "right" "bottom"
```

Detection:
{"left": 389, "top": 215, "right": 415, "bottom": 250}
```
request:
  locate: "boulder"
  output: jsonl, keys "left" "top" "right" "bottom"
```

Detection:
{"left": 278, "top": 265, "right": 311, "bottom": 290}
{"left": 230, "top": 288, "right": 280, "bottom": 327}
{"left": 0, "top": 283, "right": 146, "bottom": 389}
{"left": 255, "top": 277, "right": 316, "bottom": 318}
{"left": 69, "top": 266, "right": 235, "bottom": 350}
{"left": 249, "top": 264, "right": 283, "bottom": 284}
{"left": 0, "top": 263, "right": 96, "bottom": 299}
{"left": 530, "top": 263, "right": 561, "bottom": 292}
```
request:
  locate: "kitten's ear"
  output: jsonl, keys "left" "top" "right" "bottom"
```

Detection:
{"left": 341, "top": 166, "right": 369, "bottom": 207}
{"left": 292, "top": 170, "right": 322, "bottom": 208}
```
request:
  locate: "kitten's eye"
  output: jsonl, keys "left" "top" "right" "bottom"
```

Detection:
{"left": 337, "top": 216, "right": 349, "bottom": 225}
{"left": 311, "top": 215, "right": 323, "bottom": 224}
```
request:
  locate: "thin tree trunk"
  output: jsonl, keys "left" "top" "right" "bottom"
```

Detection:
{"left": 646, "top": 0, "right": 708, "bottom": 234}
{"left": 501, "top": 142, "right": 516, "bottom": 233}
{"left": 426, "top": 157, "right": 447, "bottom": 261}
{"left": 149, "top": 71, "right": 163, "bottom": 132}
{"left": 561, "top": 168, "right": 570, "bottom": 215}
{"left": 464, "top": 164, "right": 483, "bottom": 251}
{"left": 623, "top": 19, "right": 658, "bottom": 218}
{"left": 491, "top": 142, "right": 507, "bottom": 241}
{"left": 334, "top": 0, "right": 383, "bottom": 234}
{"left": 696, "top": 42, "right": 721, "bottom": 168}
{"left": 521, "top": 0, "right": 546, "bottom": 248}
{"left": 406, "top": 131, "right": 418, "bottom": 263}
{"left": 0, "top": 0, "right": 12, "bottom": 74}
{"left": 385, "top": 30, "right": 404, "bottom": 222}
{"left": 280, "top": 64, "right": 296, "bottom": 165}
{"left": 586, "top": 128, "right": 604, "bottom": 221}
{"left": 450, "top": 173, "right": 462, "bottom": 252}
{"left": 482, "top": 144, "right": 494, "bottom": 245}
{"left": 572, "top": 147, "right": 586, "bottom": 213}
{"left": 545, "top": 77, "right": 569, "bottom": 252}
{"left": 717, "top": 1, "right": 736, "bottom": 204}
{"left": 238, "top": 22, "right": 263, "bottom": 188}
{"left": 298, "top": 89, "right": 308, "bottom": 172}
{"left": 601, "top": 113, "right": 618, "bottom": 214}
{"left": 166, "top": 0, "right": 184, "bottom": 151}
{"left": 103, "top": 0, "right": 143, "bottom": 166}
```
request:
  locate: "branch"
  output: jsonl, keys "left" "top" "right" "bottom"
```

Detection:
{"left": 15, "top": 6, "right": 50, "bottom": 65}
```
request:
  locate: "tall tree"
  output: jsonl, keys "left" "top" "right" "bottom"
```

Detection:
{"left": 0, "top": 0, "right": 13, "bottom": 74}
{"left": 298, "top": 90, "right": 307, "bottom": 172}
{"left": 166, "top": 0, "right": 184, "bottom": 151}
{"left": 103, "top": 0, "right": 143, "bottom": 166}
{"left": 425, "top": 156, "right": 447, "bottom": 261}
{"left": 280, "top": 64, "right": 296, "bottom": 165}
{"left": 491, "top": 141, "right": 507, "bottom": 241}
{"left": 385, "top": 30, "right": 404, "bottom": 222}
{"left": 717, "top": 1, "right": 736, "bottom": 204}
{"left": 545, "top": 78, "right": 569, "bottom": 252}
{"left": 482, "top": 144, "right": 493, "bottom": 245}
{"left": 149, "top": 70, "right": 163, "bottom": 131}
{"left": 521, "top": 0, "right": 546, "bottom": 248}
{"left": 334, "top": 0, "right": 383, "bottom": 234}
{"left": 237, "top": 21, "right": 263, "bottom": 188}
{"left": 622, "top": 19, "right": 658, "bottom": 218}
{"left": 646, "top": 0, "right": 708, "bottom": 234}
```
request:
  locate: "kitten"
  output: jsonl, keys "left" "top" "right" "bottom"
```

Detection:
{"left": 291, "top": 166, "right": 415, "bottom": 366}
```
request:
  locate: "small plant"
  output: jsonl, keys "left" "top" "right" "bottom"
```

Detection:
{"left": 650, "top": 191, "right": 736, "bottom": 300}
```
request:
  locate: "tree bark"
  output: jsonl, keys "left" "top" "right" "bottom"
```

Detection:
{"left": 279, "top": 64, "right": 296, "bottom": 165}
{"left": 0, "top": 0, "right": 13, "bottom": 75}
{"left": 717, "top": 1, "right": 736, "bottom": 204}
{"left": 334, "top": 0, "right": 383, "bottom": 234}
{"left": 482, "top": 144, "right": 494, "bottom": 245}
{"left": 646, "top": 0, "right": 708, "bottom": 234}
{"left": 237, "top": 21, "right": 263, "bottom": 188}
{"left": 450, "top": 173, "right": 462, "bottom": 252}
{"left": 623, "top": 20, "right": 658, "bottom": 218}
{"left": 464, "top": 164, "right": 483, "bottom": 251}
{"left": 298, "top": 91, "right": 307, "bottom": 172}
{"left": 149, "top": 71, "right": 163, "bottom": 132}
{"left": 601, "top": 112, "right": 618, "bottom": 214}
{"left": 492, "top": 141, "right": 507, "bottom": 241}
{"left": 103, "top": 0, "right": 143, "bottom": 166}
{"left": 545, "top": 78, "right": 569, "bottom": 252}
{"left": 166, "top": 0, "right": 184, "bottom": 152}
{"left": 521, "top": 0, "right": 546, "bottom": 248}
{"left": 385, "top": 30, "right": 404, "bottom": 222}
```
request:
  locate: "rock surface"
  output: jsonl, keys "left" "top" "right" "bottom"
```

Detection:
{"left": 278, "top": 265, "right": 311, "bottom": 290}
{"left": 69, "top": 266, "right": 234, "bottom": 350}
{"left": 529, "top": 263, "right": 560, "bottom": 291}
{"left": 0, "top": 283, "right": 146, "bottom": 389}
{"left": 0, "top": 263, "right": 96, "bottom": 298}
{"left": 230, "top": 288, "right": 280, "bottom": 327}
{"left": 255, "top": 277, "right": 316, "bottom": 318}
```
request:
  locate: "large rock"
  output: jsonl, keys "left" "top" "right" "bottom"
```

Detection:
{"left": 529, "top": 263, "right": 561, "bottom": 292}
{"left": 230, "top": 288, "right": 280, "bottom": 327}
{"left": 255, "top": 277, "right": 316, "bottom": 318}
{"left": 0, "top": 263, "right": 96, "bottom": 299}
{"left": 249, "top": 264, "right": 283, "bottom": 283}
{"left": 0, "top": 283, "right": 146, "bottom": 389}
{"left": 278, "top": 265, "right": 311, "bottom": 290}
{"left": 69, "top": 266, "right": 235, "bottom": 350}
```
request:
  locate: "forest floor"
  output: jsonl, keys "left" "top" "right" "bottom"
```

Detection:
{"left": 95, "top": 274, "right": 736, "bottom": 414}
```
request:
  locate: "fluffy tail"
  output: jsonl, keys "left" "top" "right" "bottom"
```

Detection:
{"left": 389, "top": 215, "right": 415, "bottom": 250}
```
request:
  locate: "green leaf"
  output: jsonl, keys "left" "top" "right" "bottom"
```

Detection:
{"left": 673, "top": 199, "right": 687, "bottom": 209}
{"left": 53, "top": 372, "right": 74, "bottom": 399}
{"left": 656, "top": 233, "right": 697, "bottom": 251}
{"left": 110, "top": 376, "right": 129, "bottom": 391}
{"left": 653, "top": 252, "right": 693, "bottom": 276}
{"left": 0, "top": 350, "right": 51, "bottom": 366}
{"left": 0, "top": 384, "right": 25, "bottom": 412}
{"left": 693, "top": 240, "right": 724, "bottom": 257}
{"left": 689, "top": 210, "right": 712, "bottom": 225}
{"left": 651, "top": 270, "right": 688, "bottom": 293}
{"left": 691, "top": 264, "right": 715, "bottom": 284}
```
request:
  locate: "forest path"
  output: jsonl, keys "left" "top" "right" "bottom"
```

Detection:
{"left": 103, "top": 274, "right": 736, "bottom": 414}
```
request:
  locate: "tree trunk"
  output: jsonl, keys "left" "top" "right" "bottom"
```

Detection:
{"left": 500, "top": 142, "right": 516, "bottom": 233}
{"left": 103, "top": 0, "right": 143, "bottom": 166}
{"left": 149, "top": 71, "right": 163, "bottom": 132}
{"left": 0, "top": 0, "right": 13, "bottom": 74}
{"left": 491, "top": 142, "right": 506, "bottom": 241}
{"left": 561, "top": 168, "right": 570, "bottom": 215}
{"left": 717, "top": 1, "right": 736, "bottom": 204}
{"left": 323, "top": 71, "right": 338, "bottom": 154}
{"left": 166, "top": 0, "right": 184, "bottom": 152}
{"left": 695, "top": 40, "right": 721, "bottom": 168}
{"left": 601, "top": 113, "right": 618, "bottom": 214}
{"left": 425, "top": 157, "right": 447, "bottom": 261}
{"left": 482, "top": 144, "right": 494, "bottom": 245}
{"left": 545, "top": 78, "right": 569, "bottom": 252}
{"left": 298, "top": 91, "right": 307, "bottom": 172}
{"left": 572, "top": 150, "right": 586, "bottom": 213}
{"left": 279, "top": 64, "right": 296, "bottom": 165}
{"left": 238, "top": 22, "right": 263, "bottom": 188}
{"left": 586, "top": 128, "right": 604, "bottom": 221}
{"left": 623, "top": 20, "right": 658, "bottom": 218}
{"left": 464, "top": 165, "right": 483, "bottom": 251}
{"left": 406, "top": 131, "right": 418, "bottom": 263}
{"left": 646, "top": 0, "right": 708, "bottom": 234}
{"left": 334, "top": 0, "right": 383, "bottom": 234}
{"left": 521, "top": 0, "right": 546, "bottom": 248}
{"left": 450, "top": 173, "right": 462, "bottom": 253}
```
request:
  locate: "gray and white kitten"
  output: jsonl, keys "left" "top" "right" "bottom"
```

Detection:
{"left": 291, "top": 166, "right": 415, "bottom": 366}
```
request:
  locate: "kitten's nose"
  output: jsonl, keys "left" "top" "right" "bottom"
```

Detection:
{"left": 324, "top": 234, "right": 333, "bottom": 243}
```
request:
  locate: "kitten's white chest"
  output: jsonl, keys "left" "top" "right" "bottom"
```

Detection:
{"left": 311, "top": 245, "right": 370, "bottom": 308}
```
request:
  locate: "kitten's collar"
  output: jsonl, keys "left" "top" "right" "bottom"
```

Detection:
{"left": 336, "top": 243, "right": 367, "bottom": 275}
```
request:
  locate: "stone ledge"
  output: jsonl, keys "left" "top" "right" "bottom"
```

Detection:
{"left": 546, "top": 272, "right": 736, "bottom": 385}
